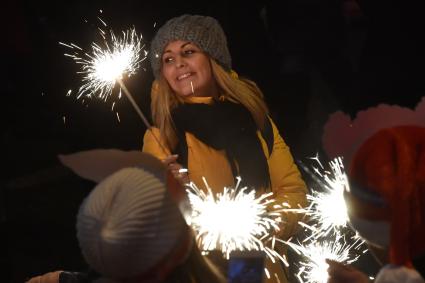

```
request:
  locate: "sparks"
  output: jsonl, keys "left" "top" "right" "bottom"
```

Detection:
{"left": 186, "top": 177, "right": 285, "bottom": 263}
{"left": 294, "top": 157, "right": 351, "bottom": 238}
{"left": 61, "top": 27, "right": 146, "bottom": 101}
{"left": 61, "top": 22, "right": 168, "bottom": 154}
{"left": 284, "top": 236, "right": 360, "bottom": 283}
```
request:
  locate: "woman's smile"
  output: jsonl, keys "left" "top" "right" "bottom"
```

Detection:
{"left": 176, "top": 72, "right": 194, "bottom": 81}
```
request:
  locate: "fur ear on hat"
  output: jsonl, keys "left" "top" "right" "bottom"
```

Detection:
{"left": 58, "top": 149, "right": 166, "bottom": 183}
{"left": 322, "top": 96, "right": 425, "bottom": 163}
{"left": 349, "top": 125, "right": 425, "bottom": 266}
{"left": 58, "top": 148, "right": 192, "bottom": 223}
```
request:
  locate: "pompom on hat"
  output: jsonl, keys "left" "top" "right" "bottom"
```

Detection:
{"left": 149, "top": 14, "right": 232, "bottom": 78}
{"left": 76, "top": 166, "right": 192, "bottom": 281}
{"left": 348, "top": 125, "right": 425, "bottom": 267}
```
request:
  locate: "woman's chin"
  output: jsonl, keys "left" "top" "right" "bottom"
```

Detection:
{"left": 176, "top": 91, "right": 195, "bottom": 98}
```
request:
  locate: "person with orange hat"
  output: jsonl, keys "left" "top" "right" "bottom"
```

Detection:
{"left": 326, "top": 125, "right": 425, "bottom": 283}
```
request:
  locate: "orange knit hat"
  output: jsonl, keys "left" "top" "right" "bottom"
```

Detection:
{"left": 349, "top": 125, "right": 425, "bottom": 266}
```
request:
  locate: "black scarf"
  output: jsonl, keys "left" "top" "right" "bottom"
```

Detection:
{"left": 171, "top": 100, "right": 272, "bottom": 190}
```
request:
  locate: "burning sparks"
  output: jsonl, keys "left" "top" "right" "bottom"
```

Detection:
{"left": 186, "top": 177, "right": 286, "bottom": 264}
{"left": 60, "top": 19, "right": 168, "bottom": 153}
{"left": 286, "top": 237, "right": 360, "bottom": 283}
{"left": 280, "top": 155, "right": 367, "bottom": 282}
{"left": 294, "top": 157, "right": 351, "bottom": 239}
{"left": 60, "top": 26, "right": 146, "bottom": 101}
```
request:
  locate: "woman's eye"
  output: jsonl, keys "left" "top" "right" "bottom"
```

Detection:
{"left": 163, "top": 57, "right": 173, "bottom": 64}
{"left": 183, "top": 49, "right": 195, "bottom": 55}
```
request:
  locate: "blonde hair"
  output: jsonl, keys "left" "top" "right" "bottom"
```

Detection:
{"left": 151, "top": 57, "right": 269, "bottom": 150}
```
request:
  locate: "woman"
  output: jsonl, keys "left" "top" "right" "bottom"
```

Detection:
{"left": 143, "top": 14, "right": 308, "bottom": 283}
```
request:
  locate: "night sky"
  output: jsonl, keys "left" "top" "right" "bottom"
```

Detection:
{"left": 3, "top": 0, "right": 424, "bottom": 281}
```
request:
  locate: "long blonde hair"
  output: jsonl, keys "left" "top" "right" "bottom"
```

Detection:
{"left": 151, "top": 58, "right": 269, "bottom": 150}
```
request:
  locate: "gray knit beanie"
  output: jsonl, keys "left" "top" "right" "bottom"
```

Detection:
{"left": 150, "top": 14, "right": 232, "bottom": 78}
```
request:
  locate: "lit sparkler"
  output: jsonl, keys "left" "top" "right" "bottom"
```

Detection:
{"left": 293, "top": 157, "right": 351, "bottom": 239}
{"left": 283, "top": 236, "right": 361, "bottom": 283}
{"left": 60, "top": 19, "right": 167, "bottom": 154}
{"left": 60, "top": 27, "right": 146, "bottom": 101}
{"left": 186, "top": 177, "right": 288, "bottom": 266}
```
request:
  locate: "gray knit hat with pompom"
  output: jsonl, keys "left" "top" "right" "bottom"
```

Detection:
{"left": 150, "top": 14, "right": 232, "bottom": 78}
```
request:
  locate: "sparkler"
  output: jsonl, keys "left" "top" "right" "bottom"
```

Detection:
{"left": 60, "top": 27, "right": 145, "bottom": 101}
{"left": 60, "top": 19, "right": 167, "bottom": 154}
{"left": 292, "top": 156, "right": 352, "bottom": 239}
{"left": 185, "top": 177, "right": 289, "bottom": 267}
{"left": 279, "top": 155, "right": 367, "bottom": 282}
{"left": 283, "top": 236, "right": 361, "bottom": 283}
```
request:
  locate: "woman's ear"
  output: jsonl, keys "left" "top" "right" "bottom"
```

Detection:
{"left": 58, "top": 149, "right": 165, "bottom": 183}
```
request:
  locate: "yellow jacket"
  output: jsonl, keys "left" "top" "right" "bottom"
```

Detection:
{"left": 143, "top": 96, "right": 307, "bottom": 283}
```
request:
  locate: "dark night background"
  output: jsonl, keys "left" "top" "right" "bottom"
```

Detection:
{"left": 2, "top": 0, "right": 424, "bottom": 282}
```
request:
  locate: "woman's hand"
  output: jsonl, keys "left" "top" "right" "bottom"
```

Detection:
{"left": 162, "top": 154, "right": 190, "bottom": 185}
{"left": 327, "top": 259, "right": 371, "bottom": 283}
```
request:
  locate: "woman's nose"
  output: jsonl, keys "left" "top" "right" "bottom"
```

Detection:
{"left": 175, "top": 56, "right": 186, "bottom": 68}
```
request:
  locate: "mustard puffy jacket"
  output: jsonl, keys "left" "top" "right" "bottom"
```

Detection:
{"left": 143, "top": 97, "right": 308, "bottom": 283}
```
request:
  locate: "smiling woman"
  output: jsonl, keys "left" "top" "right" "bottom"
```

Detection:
{"left": 161, "top": 40, "right": 218, "bottom": 98}
{"left": 142, "top": 14, "right": 308, "bottom": 283}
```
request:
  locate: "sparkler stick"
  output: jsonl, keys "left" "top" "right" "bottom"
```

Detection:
{"left": 116, "top": 79, "right": 150, "bottom": 127}
{"left": 116, "top": 78, "right": 168, "bottom": 154}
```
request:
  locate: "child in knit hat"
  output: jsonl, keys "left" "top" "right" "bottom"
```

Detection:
{"left": 327, "top": 125, "right": 425, "bottom": 283}
{"left": 144, "top": 14, "right": 308, "bottom": 283}
{"left": 27, "top": 154, "right": 226, "bottom": 283}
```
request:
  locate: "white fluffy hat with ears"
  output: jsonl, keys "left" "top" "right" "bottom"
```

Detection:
{"left": 76, "top": 166, "right": 190, "bottom": 280}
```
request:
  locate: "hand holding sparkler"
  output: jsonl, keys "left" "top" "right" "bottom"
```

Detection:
{"left": 284, "top": 238, "right": 361, "bottom": 283}
{"left": 162, "top": 154, "right": 190, "bottom": 185}
{"left": 326, "top": 259, "right": 371, "bottom": 283}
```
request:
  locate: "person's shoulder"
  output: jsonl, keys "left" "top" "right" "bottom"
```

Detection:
{"left": 375, "top": 264, "right": 425, "bottom": 283}
{"left": 143, "top": 127, "right": 160, "bottom": 137}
